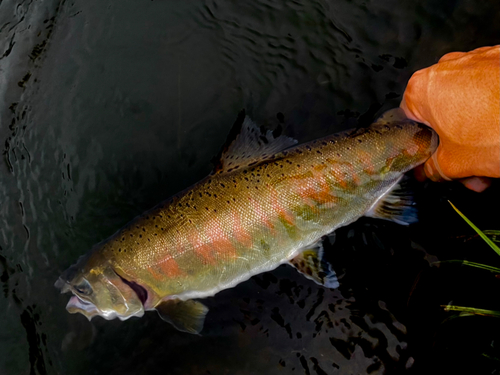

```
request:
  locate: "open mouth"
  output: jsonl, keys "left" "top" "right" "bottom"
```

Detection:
{"left": 55, "top": 270, "right": 148, "bottom": 321}
{"left": 66, "top": 294, "right": 100, "bottom": 318}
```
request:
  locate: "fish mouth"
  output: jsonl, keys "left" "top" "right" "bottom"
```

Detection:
{"left": 66, "top": 294, "right": 100, "bottom": 319}
{"left": 55, "top": 273, "right": 147, "bottom": 321}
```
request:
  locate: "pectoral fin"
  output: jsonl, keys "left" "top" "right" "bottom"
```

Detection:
{"left": 289, "top": 240, "right": 339, "bottom": 289}
{"left": 365, "top": 176, "right": 417, "bottom": 225}
{"left": 155, "top": 299, "right": 209, "bottom": 334}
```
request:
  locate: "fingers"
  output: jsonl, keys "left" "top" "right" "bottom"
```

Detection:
{"left": 423, "top": 150, "right": 452, "bottom": 182}
{"left": 459, "top": 177, "right": 492, "bottom": 192}
{"left": 438, "top": 46, "right": 497, "bottom": 62}
{"left": 438, "top": 51, "right": 467, "bottom": 62}
{"left": 400, "top": 69, "right": 432, "bottom": 125}
{"left": 422, "top": 153, "right": 492, "bottom": 192}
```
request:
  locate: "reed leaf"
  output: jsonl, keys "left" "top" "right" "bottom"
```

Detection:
{"left": 441, "top": 305, "right": 500, "bottom": 318}
{"left": 449, "top": 201, "right": 500, "bottom": 256}
{"left": 432, "top": 260, "right": 500, "bottom": 273}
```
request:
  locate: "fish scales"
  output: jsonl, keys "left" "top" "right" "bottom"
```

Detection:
{"left": 98, "top": 122, "right": 434, "bottom": 305}
{"left": 56, "top": 111, "right": 438, "bottom": 332}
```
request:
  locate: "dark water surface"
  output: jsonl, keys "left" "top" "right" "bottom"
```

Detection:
{"left": 1, "top": 0, "right": 500, "bottom": 374}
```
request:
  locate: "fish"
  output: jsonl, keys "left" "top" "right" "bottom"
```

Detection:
{"left": 55, "top": 108, "right": 438, "bottom": 334}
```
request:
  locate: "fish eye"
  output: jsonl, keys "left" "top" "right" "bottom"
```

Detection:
{"left": 74, "top": 279, "right": 92, "bottom": 296}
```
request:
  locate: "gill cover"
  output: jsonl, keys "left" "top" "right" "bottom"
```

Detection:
{"left": 55, "top": 256, "right": 145, "bottom": 321}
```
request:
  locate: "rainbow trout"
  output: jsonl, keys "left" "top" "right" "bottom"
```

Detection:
{"left": 55, "top": 109, "right": 438, "bottom": 333}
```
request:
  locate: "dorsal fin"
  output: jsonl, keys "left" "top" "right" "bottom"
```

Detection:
{"left": 211, "top": 111, "right": 297, "bottom": 174}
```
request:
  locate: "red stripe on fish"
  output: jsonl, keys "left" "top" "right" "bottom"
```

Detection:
{"left": 248, "top": 196, "right": 275, "bottom": 234}
{"left": 189, "top": 231, "right": 217, "bottom": 265}
{"left": 296, "top": 172, "right": 336, "bottom": 205}
{"left": 230, "top": 209, "right": 253, "bottom": 248}
{"left": 158, "top": 257, "right": 183, "bottom": 277}
{"left": 204, "top": 218, "right": 238, "bottom": 259}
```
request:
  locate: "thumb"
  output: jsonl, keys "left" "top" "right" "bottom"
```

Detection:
{"left": 423, "top": 149, "right": 452, "bottom": 183}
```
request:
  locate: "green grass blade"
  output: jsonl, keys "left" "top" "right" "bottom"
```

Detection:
{"left": 432, "top": 260, "right": 500, "bottom": 273}
{"left": 449, "top": 201, "right": 500, "bottom": 257}
{"left": 483, "top": 230, "right": 500, "bottom": 244}
{"left": 441, "top": 305, "right": 500, "bottom": 318}
{"left": 482, "top": 353, "right": 500, "bottom": 362}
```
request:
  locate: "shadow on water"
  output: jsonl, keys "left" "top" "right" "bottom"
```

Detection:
{"left": 0, "top": 0, "right": 499, "bottom": 374}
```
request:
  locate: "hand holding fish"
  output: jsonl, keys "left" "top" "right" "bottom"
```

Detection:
{"left": 400, "top": 45, "right": 500, "bottom": 192}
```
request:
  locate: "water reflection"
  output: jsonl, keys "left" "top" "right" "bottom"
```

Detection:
{"left": 1, "top": 0, "right": 499, "bottom": 374}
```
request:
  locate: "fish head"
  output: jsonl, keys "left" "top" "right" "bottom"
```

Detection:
{"left": 55, "top": 253, "right": 146, "bottom": 321}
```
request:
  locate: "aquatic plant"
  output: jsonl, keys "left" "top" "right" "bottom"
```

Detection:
{"left": 439, "top": 201, "right": 500, "bottom": 318}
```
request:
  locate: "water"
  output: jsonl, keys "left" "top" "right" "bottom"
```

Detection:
{"left": 1, "top": 0, "right": 499, "bottom": 374}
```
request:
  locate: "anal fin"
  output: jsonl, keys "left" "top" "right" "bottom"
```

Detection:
{"left": 289, "top": 240, "right": 339, "bottom": 289}
{"left": 155, "top": 299, "right": 209, "bottom": 334}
